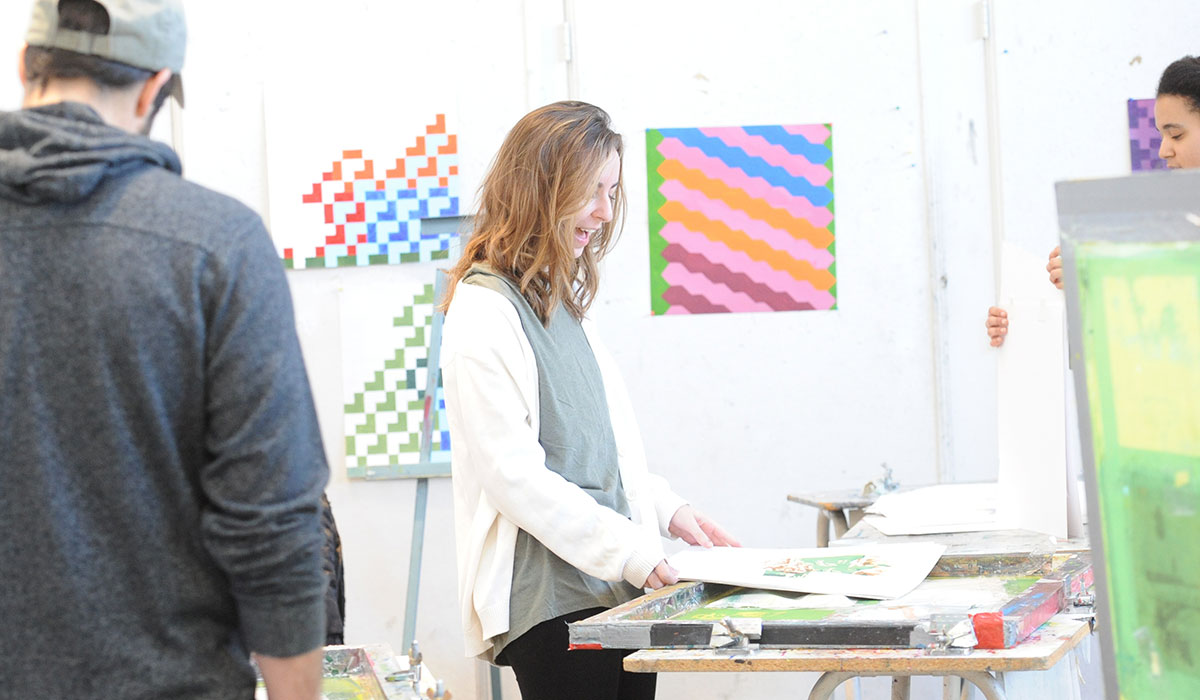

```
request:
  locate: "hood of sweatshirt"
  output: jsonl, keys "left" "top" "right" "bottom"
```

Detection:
{"left": 0, "top": 101, "right": 181, "bottom": 205}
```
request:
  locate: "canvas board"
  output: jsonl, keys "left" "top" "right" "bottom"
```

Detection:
{"left": 668, "top": 543, "right": 945, "bottom": 600}
{"left": 862, "top": 483, "right": 1002, "bottom": 536}
{"left": 645, "top": 123, "right": 836, "bottom": 315}
{"left": 261, "top": 4, "right": 477, "bottom": 271}
{"left": 1127, "top": 98, "right": 1166, "bottom": 172}
{"left": 1057, "top": 170, "right": 1200, "bottom": 699}
{"left": 996, "top": 241, "right": 1069, "bottom": 538}
{"left": 340, "top": 276, "right": 450, "bottom": 479}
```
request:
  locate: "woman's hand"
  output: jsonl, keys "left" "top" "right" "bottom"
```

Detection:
{"left": 644, "top": 560, "right": 679, "bottom": 590}
{"left": 986, "top": 306, "right": 1008, "bottom": 347}
{"left": 1047, "top": 245, "right": 1064, "bottom": 289}
{"left": 668, "top": 505, "right": 741, "bottom": 548}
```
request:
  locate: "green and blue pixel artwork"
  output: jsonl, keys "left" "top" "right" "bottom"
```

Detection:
{"left": 343, "top": 283, "right": 449, "bottom": 478}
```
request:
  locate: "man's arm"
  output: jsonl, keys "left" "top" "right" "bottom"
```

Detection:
{"left": 201, "top": 219, "right": 330, "bottom": 658}
{"left": 256, "top": 649, "right": 323, "bottom": 700}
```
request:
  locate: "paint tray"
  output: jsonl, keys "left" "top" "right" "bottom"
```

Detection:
{"left": 253, "top": 644, "right": 427, "bottom": 700}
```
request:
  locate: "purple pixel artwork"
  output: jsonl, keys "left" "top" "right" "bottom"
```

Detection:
{"left": 1128, "top": 98, "right": 1166, "bottom": 172}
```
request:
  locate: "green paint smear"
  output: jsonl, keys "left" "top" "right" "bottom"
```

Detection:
{"left": 1076, "top": 241, "right": 1200, "bottom": 696}
{"left": 320, "top": 674, "right": 386, "bottom": 699}
{"left": 645, "top": 129, "right": 670, "bottom": 315}
{"left": 1003, "top": 576, "right": 1040, "bottom": 597}
{"left": 823, "top": 125, "right": 836, "bottom": 308}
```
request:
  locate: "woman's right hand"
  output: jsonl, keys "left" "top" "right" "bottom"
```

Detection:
{"left": 986, "top": 306, "right": 1008, "bottom": 347}
{"left": 644, "top": 559, "right": 679, "bottom": 590}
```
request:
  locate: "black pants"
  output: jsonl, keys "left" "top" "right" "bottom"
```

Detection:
{"left": 498, "top": 608, "right": 657, "bottom": 700}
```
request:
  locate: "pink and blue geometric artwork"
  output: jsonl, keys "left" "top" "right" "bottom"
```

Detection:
{"left": 1128, "top": 98, "right": 1166, "bottom": 172}
{"left": 647, "top": 123, "right": 836, "bottom": 315}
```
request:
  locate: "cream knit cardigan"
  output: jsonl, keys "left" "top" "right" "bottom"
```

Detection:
{"left": 442, "top": 283, "right": 687, "bottom": 659}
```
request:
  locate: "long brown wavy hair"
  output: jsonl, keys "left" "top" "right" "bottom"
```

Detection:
{"left": 441, "top": 101, "right": 626, "bottom": 325}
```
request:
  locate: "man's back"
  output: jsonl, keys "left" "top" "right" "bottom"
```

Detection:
{"left": 0, "top": 102, "right": 329, "bottom": 699}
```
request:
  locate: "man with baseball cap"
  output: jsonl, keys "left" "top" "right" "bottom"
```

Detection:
{"left": 0, "top": 2, "right": 329, "bottom": 698}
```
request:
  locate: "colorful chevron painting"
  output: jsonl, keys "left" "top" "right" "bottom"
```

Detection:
{"left": 647, "top": 123, "right": 836, "bottom": 315}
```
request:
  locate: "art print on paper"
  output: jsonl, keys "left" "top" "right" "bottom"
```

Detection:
{"left": 275, "top": 115, "right": 461, "bottom": 269}
{"left": 341, "top": 282, "right": 450, "bottom": 479}
{"left": 1128, "top": 98, "right": 1166, "bottom": 172}
{"left": 646, "top": 123, "right": 836, "bottom": 315}
{"left": 764, "top": 553, "right": 889, "bottom": 579}
{"left": 669, "top": 543, "right": 943, "bottom": 600}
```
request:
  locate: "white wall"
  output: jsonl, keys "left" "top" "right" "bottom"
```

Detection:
{"left": 573, "top": 0, "right": 941, "bottom": 531}
{"left": 5, "top": 1, "right": 1200, "bottom": 699}
{"left": 992, "top": 0, "right": 1191, "bottom": 256}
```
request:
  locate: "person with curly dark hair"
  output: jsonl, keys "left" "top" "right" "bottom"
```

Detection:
{"left": 986, "top": 55, "right": 1200, "bottom": 345}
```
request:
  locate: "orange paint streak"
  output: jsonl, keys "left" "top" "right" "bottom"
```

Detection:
{"left": 658, "top": 159, "right": 833, "bottom": 249}
{"left": 658, "top": 201, "right": 835, "bottom": 289}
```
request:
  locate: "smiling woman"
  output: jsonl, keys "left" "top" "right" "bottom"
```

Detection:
{"left": 437, "top": 101, "right": 740, "bottom": 700}
{"left": 1154, "top": 56, "right": 1200, "bottom": 169}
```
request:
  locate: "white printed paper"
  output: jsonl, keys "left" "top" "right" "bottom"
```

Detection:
{"left": 668, "top": 543, "right": 946, "bottom": 600}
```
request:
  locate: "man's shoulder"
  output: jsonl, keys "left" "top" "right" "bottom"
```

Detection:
{"left": 121, "top": 168, "right": 270, "bottom": 252}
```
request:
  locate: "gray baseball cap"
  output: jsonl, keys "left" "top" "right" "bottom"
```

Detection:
{"left": 25, "top": 0, "right": 186, "bottom": 105}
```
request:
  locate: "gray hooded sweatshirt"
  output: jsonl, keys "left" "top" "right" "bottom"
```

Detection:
{"left": 0, "top": 103, "right": 329, "bottom": 699}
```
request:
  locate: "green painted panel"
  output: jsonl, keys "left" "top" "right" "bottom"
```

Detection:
{"left": 1076, "top": 241, "right": 1200, "bottom": 697}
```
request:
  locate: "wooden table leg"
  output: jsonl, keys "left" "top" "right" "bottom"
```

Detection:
{"left": 831, "top": 510, "right": 851, "bottom": 541}
{"left": 817, "top": 512, "right": 832, "bottom": 547}
{"left": 809, "top": 670, "right": 1003, "bottom": 700}
{"left": 807, "top": 671, "right": 858, "bottom": 700}
{"left": 958, "top": 671, "right": 1006, "bottom": 700}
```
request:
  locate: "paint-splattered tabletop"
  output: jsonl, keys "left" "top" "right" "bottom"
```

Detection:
{"left": 834, "top": 521, "right": 1066, "bottom": 578}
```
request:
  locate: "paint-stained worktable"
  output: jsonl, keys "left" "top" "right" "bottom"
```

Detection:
{"left": 577, "top": 525, "right": 1095, "bottom": 699}
{"left": 622, "top": 613, "right": 1095, "bottom": 700}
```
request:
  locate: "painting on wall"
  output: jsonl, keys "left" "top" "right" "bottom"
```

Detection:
{"left": 1128, "top": 98, "right": 1166, "bottom": 172}
{"left": 268, "top": 114, "right": 461, "bottom": 270}
{"left": 646, "top": 123, "right": 836, "bottom": 315}
{"left": 668, "top": 542, "right": 944, "bottom": 599}
{"left": 341, "top": 281, "right": 450, "bottom": 479}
